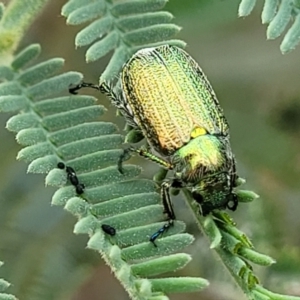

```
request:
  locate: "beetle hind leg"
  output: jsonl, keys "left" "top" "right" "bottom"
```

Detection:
{"left": 69, "top": 82, "right": 100, "bottom": 94}
{"left": 149, "top": 181, "right": 176, "bottom": 246}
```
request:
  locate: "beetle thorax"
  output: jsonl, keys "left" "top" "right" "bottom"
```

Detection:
{"left": 173, "top": 135, "right": 230, "bottom": 184}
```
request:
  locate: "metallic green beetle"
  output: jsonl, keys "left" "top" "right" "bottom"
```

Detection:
{"left": 71, "top": 45, "right": 238, "bottom": 235}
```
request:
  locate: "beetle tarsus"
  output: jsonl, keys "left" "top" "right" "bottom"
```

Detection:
{"left": 117, "top": 147, "right": 134, "bottom": 174}
{"left": 150, "top": 219, "right": 174, "bottom": 247}
{"left": 69, "top": 82, "right": 100, "bottom": 94}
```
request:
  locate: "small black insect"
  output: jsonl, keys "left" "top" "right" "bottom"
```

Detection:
{"left": 75, "top": 183, "right": 85, "bottom": 195}
{"left": 101, "top": 224, "right": 116, "bottom": 236}
{"left": 57, "top": 162, "right": 65, "bottom": 169}
{"left": 57, "top": 162, "right": 85, "bottom": 195}
{"left": 65, "top": 166, "right": 80, "bottom": 186}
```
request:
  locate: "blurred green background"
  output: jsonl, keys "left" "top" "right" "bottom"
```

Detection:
{"left": 1, "top": 0, "right": 300, "bottom": 299}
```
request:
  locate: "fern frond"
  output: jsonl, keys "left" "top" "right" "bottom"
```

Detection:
{"left": 0, "top": 261, "right": 17, "bottom": 300}
{"left": 0, "top": 44, "right": 208, "bottom": 299}
{"left": 238, "top": 0, "right": 300, "bottom": 53}
{"left": 61, "top": 0, "right": 186, "bottom": 81}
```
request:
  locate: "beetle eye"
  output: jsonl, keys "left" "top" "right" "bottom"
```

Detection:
{"left": 227, "top": 194, "right": 238, "bottom": 211}
{"left": 192, "top": 191, "right": 203, "bottom": 204}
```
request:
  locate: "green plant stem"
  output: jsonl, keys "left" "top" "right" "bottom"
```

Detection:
{"left": 182, "top": 189, "right": 264, "bottom": 299}
{"left": 255, "top": 285, "right": 300, "bottom": 300}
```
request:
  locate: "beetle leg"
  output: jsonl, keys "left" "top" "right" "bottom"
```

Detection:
{"left": 99, "top": 81, "right": 117, "bottom": 100}
{"left": 100, "top": 82, "right": 140, "bottom": 129}
{"left": 99, "top": 81, "right": 128, "bottom": 111}
{"left": 117, "top": 147, "right": 133, "bottom": 174}
{"left": 118, "top": 146, "right": 174, "bottom": 174}
{"left": 69, "top": 82, "right": 100, "bottom": 94}
{"left": 149, "top": 181, "right": 176, "bottom": 246}
{"left": 161, "top": 181, "right": 176, "bottom": 220}
{"left": 149, "top": 220, "right": 173, "bottom": 247}
{"left": 134, "top": 147, "right": 174, "bottom": 169}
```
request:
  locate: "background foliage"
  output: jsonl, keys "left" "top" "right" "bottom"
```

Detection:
{"left": 0, "top": 0, "right": 300, "bottom": 300}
